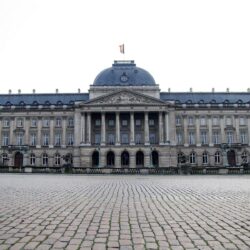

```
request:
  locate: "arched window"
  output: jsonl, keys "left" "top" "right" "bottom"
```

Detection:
{"left": 42, "top": 153, "right": 48, "bottom": 166}
{"left": 202, "top": 152, "right": 208, "bottom": 164}
{"left": 121, "top": 151, "right": 129, "bottom": 167}
{"left": 215, "top": 151, "right": 221, "bottom": 164}
{"left": 136, "top": 151, "right": 144, "bottom": 167}
{"left": 177, "top": 152, "right": 185, "bottom": 164}
{"left": 1, "top": 153, "right": 8, "bottom": 166}
{"left": 189, "top": 152, "right": 196, "bottom": 164}
{"left": 107, "top": 151, "right": 115, "bottom": 167}
{"left": 30, "top": 154, "right": 36, "bottom": 166}
{"left": 55, "top": 154, "right": 61, "bottom": 166}
{"left": 92, "top": 151, "right": 99, "bottom": 167}
{"left": 241, "top": 151, "right": 248, "bottom": 164}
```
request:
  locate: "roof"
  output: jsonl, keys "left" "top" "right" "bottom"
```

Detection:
{"left": 160, "top": 92, "right": 250, "bottom": 104}
{"left": 0, "top": 93, "right": 89, "bottom": 106}
{"left": 93, "top": 60, "right": 156, "bottom": 86}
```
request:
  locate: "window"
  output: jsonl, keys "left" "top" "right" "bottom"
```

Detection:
{"left": 94, "top": 134, "right": 101, "bottom": 145}
{"left": 122, "top": 120, "right": 128, "bottom": 126}
{"left": 95, "top": 119, "right": 101, "bottom": 126}
{"left": 3, "top": 119, "right": 10, "bottom": 127}
{"left": 189, "top": 152, "right": 196, "bottom": 164}
{"left": 17, "top": 118, "right": 23, "bottom": 127}
{"left": 108, "top": 120, "right": 115, "bottom": 127}
{"left": 239, "top": 117, "right": 245, "bottom": 126}
{"left": 135, "top": 133, "right": 142, "bottom": 144}
{"left": 30, "top": 133, "right": 37, "bottom": 146}
{"left": 135, "top": 119, "right": 141, "bottom": 126}
{"left": 188, "top": 131, "right": 195, "bottom": 145}
{"left": 226, "top": 131, "right": 234, "bottom": 144}
{"left": 55, "top": 133, "right": 62, "bottom": 146}
{"left": 149, "top": 133, "right": 156, "bottom": 144}
{"left": 68, "top": 117, "right": 74, "bottom": 127}
{"left": 149, "top": 119, "right": 155, "bottom": 126}
{"left": 212, "top": 131, "right": 220, "bottom": 144}
{"left": 201, "top": 131, "right": 208, "bottom": 145}
{"left": 215, "top": 151, "right": 221, "bottom": 164}
{"left": 176, "top": 116, "right": 181, "bottom": 126}
{"left": 188, "top": 116, "right": 194, "bottom": 126}
{"left": 121, "top": 133, "right": 129, "bottom": 144}
{"left": 55, "top": 117, "right": 61, "bottom": 127}
{"left": 108, "top": 134, "right": 115, "bottom": 145}
{"left": 242, "top": 151, "right": 248, "bottom": 163}
{"left": 177, "top": 153, "right": 185, "bottom": 164}
{"left": 30, "top": 154, "right": 36, "bottom": 166}
{"left": 176, "top": 132, "right": 183, "bottom": 145}
{"left": 55, "top": 154, "right": 61, "bottom": 166}
{"left": 67, "top": 133, "right": 74, "bottom": 146}
{"left": 16, "top": 132, "right": 24, "bottom": 145}
{"left": 240, "top": 131, "right": 247, "bottom": 144}
{"left": 2, "top": 153, "right": 8, "bottom": 166}
{"left": 2, "top": 133, "right": 9, "bottom": 146}
{"left": 42, "top": 154, "right": 48, "bottom": 166}
{"left": 202, "top": 152, "right": 208, "bottom": 164}
{"left": 200, "top": 117, "right": 206, "bottom": 126}
{"left": 43, "top": 118, "right": 50, "bottom": 127}
{"left": 226, "top": 117, "right": 232, "bottom": 126}
{"left": 43, "top": 133, "right": 49, "bottom": 146}
{"left": 212, "top": 117, "right": 219, "bottom": 126}
{"left": 31, "top": 119, "right": 37, "bottom": 127}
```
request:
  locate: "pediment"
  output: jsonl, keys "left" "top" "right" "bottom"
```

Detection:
{"left": 82, "top": 90, "right": 167, "bottom": 106}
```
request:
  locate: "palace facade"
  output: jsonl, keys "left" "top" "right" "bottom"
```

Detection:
{"left": 0, "top": 60, "right": 249, "bottom": 169}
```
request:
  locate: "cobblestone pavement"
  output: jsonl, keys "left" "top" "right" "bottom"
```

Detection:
{"left": 0, "top": 175, "right": 250, "bottom": 250}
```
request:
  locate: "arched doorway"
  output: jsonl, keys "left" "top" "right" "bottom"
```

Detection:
{"left": 152, "top": 151, "right": 159, "bottom": 167}
{"left": 92, "top": 151, "right": 99, "bottom": 167}
{"left": 136, "top": 151, "right": 144, "bottom": 167}
{"left": 227, "top": 150, "right": 236, "bottom": 166}
{"left": 14, "top": 152, "right": 23, "bottom": 167}
{"left": 107, "top": 151, "right": 115, "bottom": 167}
{"left": 121, "top": 151, "right": 129, "bottom": 167}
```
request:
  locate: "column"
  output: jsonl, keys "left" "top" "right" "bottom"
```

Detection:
{"left": 9, "top": 118, "right": 14, "bottom": 145}
{"left": 25, "top": 118, "right": 29, "bottom": 145}
{"left": 220, "top": 115, "right": 225, "bottom": 143}
{"left": 0, "top": 118, "right": 2, "bottom": 148}
{"left": 144, "top": 112, "right": 149, "bottom": 145}
{"left": 37, "top": 118, "right": 42, "bottom": 148}
{"left": 80, "top": 113, "right": 85, "bottom": 144}
{"left": 62, "top": 118, "right": 66, "bottom": 147}
{"left": 101, "top": 112, "right": 106, "bottom": 145}
{"left": 130, "top": 112, "right": 135, "bottom": 145}
{"left": 247, "top": 116, "right": 250, "bottom": 146}
{"left": 234, "top": 115, "right": 240, "bottom": 143}
{"left": 159, "top": 112, "right": 164, "bottom": 144}
{"left": 49, "top": 118, "right": 54, "bottom": 147}
{"left": 115, "top": 112, "right": 120, "bottom": 145}
{"left": 74, "top": 110, "right": 81, "bottom": 146}
{"left": 165, "top": 112, "right": 169, "bottom": 144}
{"left": 183, "top": 115, "right": 188, "bottom": 146}
{"left": 195, "top": 115, "right": 200, "bottom": 146}
{"left": 208, "top": 116, "right": 213, "bottom": 146}
{"left": 86, "top": 112, "right": 91, "bottom": 145}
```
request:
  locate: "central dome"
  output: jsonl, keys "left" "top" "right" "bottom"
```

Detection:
{"left": 93, "top": 60, "right": 156, "bottom": 86}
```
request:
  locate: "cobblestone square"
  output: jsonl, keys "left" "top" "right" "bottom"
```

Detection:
{"left": 0, "top": 174, "right": 250, "bottom": 250}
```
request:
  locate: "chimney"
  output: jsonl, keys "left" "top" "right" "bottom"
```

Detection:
{"left": 33, "top": 89, "right": 36, "bottom": 94}
{"left": 168, "top": 88, "right": 171, "bottom": 93}
{"left": 247, "top": 88, "right": 250, "bottom": 92}
{"left": 78, "top": 88, "right": 81, "bottom": 93}
{"left": 56, "top": 89, "right": 59, "bottom": 93}
{"left": 190, "top": 88, "right": 193, "bottom": 92}
{"left": 212, "top": 88, "right": 215, "bottom": 93}
{"left": 8, "top": 89, "right": 12, "bottom": 94}
{"left": 226, "top": 88, "right": 229, "bottom": 93}
{"left": 18, "top": 89, "right": 21, "bottom": 94}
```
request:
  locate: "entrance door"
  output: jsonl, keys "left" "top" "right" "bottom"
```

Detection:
{"left": 14, "top": 152, "right": 23, "bottom": 167}
{"left": 227, "top": 150, "right": 236, "bottom": 166}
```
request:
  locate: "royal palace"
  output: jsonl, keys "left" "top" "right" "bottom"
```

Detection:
{"left": 0, "top": 60, "right": 250, "bottom": 171}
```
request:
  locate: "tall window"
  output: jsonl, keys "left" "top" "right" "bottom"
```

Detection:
{"left": 55, "top": 117, "right": 61, "bottom": 127}
{"left": 94, "top": 133, "right": 101, "bottom": 145}
{"left": 42, "top": 153, "right": 48, "bottom": 166}
{"left": 16, "top": 132, "right": 24, "bottom": 145}
{"left": 226, "top": 117, "right": 232, "bottom": 126}
{"left": 55, "top": 154, "right": 61, "bottom": 166}
{"left": 43, "top": 118, "right": 50, "bottom": 127}
{"left": 149, "top": 133, "right": 156, "bottom": 144}
{"left": 31, "top": 118, "right": 37, "bottom": 127}
{"left": 121, "top": 133, "right": 129, "bottom": 144}
{"left": 67, "top": 133, "right": 74, "bottom": 146}
{"left": 30, "top": 154, "right": 36, "bottom": 166}
{"left": 201, "top": 131, "right": 208, "bottom": 145}
{"left": 30, "top": 133, "right": 37, "bottom": 146}
{"left": 2, "top": 133, "right": 9, "bottom": 146}
{"left": 240, "top": 131, "right": 247, "bottom": 144}
{"left": 200, "top": 117, "right": 206, "bottom": 126}
{"left": 135, "top": 133, "right": 142, "bottom": 144}
{"left": 189, "top": 152, "right": 196, "bottom": 164}
{"left": 108, "top": 134, "right": 115, "bottom": 145}
{"left": 3, "top": 119, "right": 10, "bottom": 127}
{"left": 226, "top": 131, "right": 234, "bottom": 144}
{"left": 17, "top": 118, "right": 23, "bottom": 127}
{"left": 188, "top": 131, "right": 195, "bottom": 145}
{"left": 212, "top": 117, "right": 219, "bottom": 126}
{"left": 176, "top": 116, "right": 181, "bottom": 126}
{"left": 212, "top": 131, "right": 220, "bottom": 144}
{"left": 188, "top": 116, "right": 194, "bottom": 126}
{"left": 68, "top": 117, "right": 74, "bottom": 127}
{"left": 239, "top": 117, "right": 245, "bottom": 126}
{"left": 43, "top": 133, "right": 49, "bottom": 146}
{"left": 55, "top": 133, "right": 62, "bottom": 146}
{"left": 202, "top": 152, "right": 208, "bottom": 164}
{"left": 176, "top": 132, "right": 183, "bottom": 145}
{"left": 215, "top": 151, "right": 221, "bottom": 164}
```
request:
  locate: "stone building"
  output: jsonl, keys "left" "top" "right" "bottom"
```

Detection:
{"left": 0, "top": 60, "right": 249, "bottom": 169}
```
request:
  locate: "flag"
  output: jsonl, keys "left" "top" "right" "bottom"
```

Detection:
{"left": 119, "top": 44, "right": 125, "bottom": 54}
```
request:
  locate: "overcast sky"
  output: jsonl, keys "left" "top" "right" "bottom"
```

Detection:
{"left": 0, "top": 0, "right": 250, "bottom": 94}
